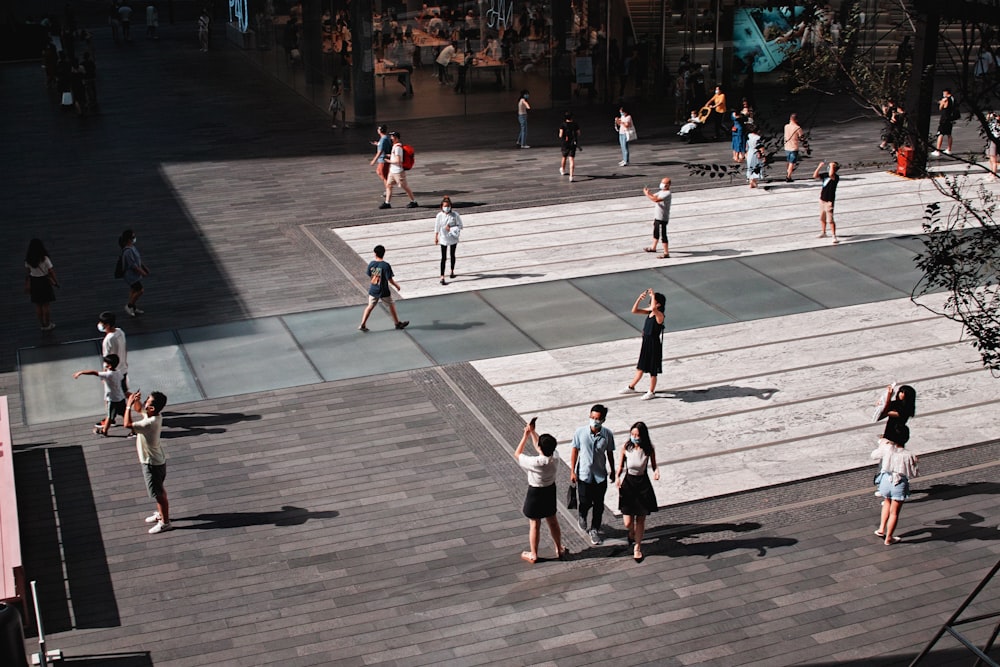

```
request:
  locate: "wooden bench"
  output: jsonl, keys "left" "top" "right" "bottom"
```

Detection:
{"left": 0, "top": 396, "right": 26, "bottom": 612}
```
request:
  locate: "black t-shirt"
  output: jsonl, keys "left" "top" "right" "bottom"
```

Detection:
{"left": 820, "top": 174, "right": 839, "bottom": 203}
{"left": 560, "top": 120, "right": 580, "bottom": 146}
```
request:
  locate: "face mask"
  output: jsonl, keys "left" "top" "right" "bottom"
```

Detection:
{"left": 631, "top": 436, "right": 641, "bottom": 445}
{"left": 590, "top": 418, "right": 602, "bottom": 430}
{"left": 442, "top": 206, "right": 451, "bottom": 213}
{"left": 524, "top": 94, "right": 529, "bottom": 99}
{"left": 97, "top": 323, "right": 106, "bottom": 333}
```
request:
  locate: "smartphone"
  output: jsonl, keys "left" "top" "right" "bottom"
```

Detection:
{"left": 529, "top": 417, "right": 537, "bottom": 428}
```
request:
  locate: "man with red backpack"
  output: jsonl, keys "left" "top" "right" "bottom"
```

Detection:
{"left": 380, "top": 131, "right": 419, "bottom": 209}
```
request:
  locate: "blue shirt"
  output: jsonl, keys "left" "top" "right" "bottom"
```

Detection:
{"left": 572, "top": 424, "right": 616, "bottom": 483}
{"left": 367, "top": 260, "right": 393, "bottom": 297}
{"left": 375, "top": 135, "right": 392, "bottom": 163}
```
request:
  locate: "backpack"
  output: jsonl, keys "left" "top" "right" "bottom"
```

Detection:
{"left": 114, "top": 251, "right": 125, "bottom": 279}
{"left": 401, "top": 144, "right": 415, "bottom": 170}
{"left": 949, "top": 98, "right": 961, "bottom": 122}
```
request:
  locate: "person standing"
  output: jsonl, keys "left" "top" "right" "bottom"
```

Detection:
{"left": 516, "top": 90, "right": 531, "bottom": 148}
{"left": 731, "top": 110, "right": 747, "bottom": 162}
{"left": 642, "top": 177, "right": 672, "bottom": 258}
{"left": 615, "top": 106, "right": 634, "bottom": 166}
{"left": 616, "top": 421, "right": 659, "bottom": 561}
{"left": 369, "top": 125, "right": 392, "bottom": 189}
{"left": 783, "top": 113, "right": 805, "bottom": 182}
{"left": 380, "top": 131, "right": 418, "bottom": 209}
{"left": 987, "top": 111, "right": 999, "bottom": 176}
{"left": 570, "top": 404, "right": 616, "bottom": 546}
{"left": 24, "top": 238, "right": 59, "bottom": 331}
{"left": 328, "top": 78, "right": 345, "bottom": 128}
{"left": 746, "top": 125, "right": 763, "bottom": 188}
{"left": 871, "top": 427, "right": 918, "bottom": 545}
{"left": 145, "top": 2, "right": 158, "bottom": 39}
{"left": 98, "top": 310, "right": 129, "bottom": 398}
{"left": 73, "top": 354, "right": 125, "bottom": 436}
{"left": 394, "top": 35, "right": 415, "bottom": 97}
{"left": 118, "top": 1, "right": 133, "bottom": 41}
{"left": 515, "top": 420, "right": 567, "bottom": 563}
{"left": 619, "top": 289, "right": 665, "bottom": 400}
{"left": 434, "top": 196, "right": 462, "bottom": 284}
{"left": 558, "top": 111, "right": 580, "bottom": 181}
{"left": 436, "top": 41, "right": 456, "bottom": 84}
{"left": 932, "top": 89, "right": 957, "bottom": 156}
{"left": 812, "top": 160, "right": 840, "bottom": 244}
{"left": 124, "top": 390, "right": 172, "bottom": 534}
{"left": 876, "top": 384, "right": 917, "bottom": 446}
{"left": 703, "top": 85, "right": 727, "bottom": 139}
{"left": 359, "top": 244, "right": 409, "bottom": 331}
{"left": 120, "top": 229, "right": 149, "bottom": 316}
{"left": 198, "top": 8, "right": 210, "bottom": 52}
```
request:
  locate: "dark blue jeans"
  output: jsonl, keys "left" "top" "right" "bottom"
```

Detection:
{"left": 577, "top": 479, "right": 608, "bottom": 531}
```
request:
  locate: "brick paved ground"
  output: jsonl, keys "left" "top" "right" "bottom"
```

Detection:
{"left": 3, "top": 19, "right": 1000, "bottom": 667}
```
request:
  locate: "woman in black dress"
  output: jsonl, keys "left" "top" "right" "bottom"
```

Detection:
{"left": 876, "top": 384, "right": 916, "bottom": 445}
{"left": 620, "top": 289, "right": 665, "bottom": 400}
{"left": 24, "top": 238, "right": 59, "bottom": 331}
{"left": 616, "top": 421, "right": 659, "bottom": 561}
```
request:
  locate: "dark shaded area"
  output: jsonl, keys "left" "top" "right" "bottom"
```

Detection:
{"left": 14, "top": 446, "right": 119, "bottom": 634}
{"left": 664, "top": 384, "right": 778, "bottom": 402}
{"left": 177, "top": 505, "right": 338, "bottom": 530}
{"left": 159, "top": 410, "right": 262, "bottom": 438}
{"left": 62, "top": 652, "right": 154, "bottom": 666}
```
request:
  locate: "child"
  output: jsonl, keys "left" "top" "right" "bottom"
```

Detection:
{"left": 329, "top": 78, "right": 345, "bottom": 128}
{"left": 74, "top": 354, "right": 126, "bottom": 436}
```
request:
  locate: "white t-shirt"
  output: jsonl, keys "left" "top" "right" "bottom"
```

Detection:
{"left": 102, "top": 328, "right": 128, "bottom": 374}
{"left": 134, "top": 413, "right": 165, "bottom": 465}
{"left": 389, "top": 143, "right": 404, "bottom": 174}
{"left": 26, "top": 256, "right": 53, "bottom": 277}
{"left": 518, "top": 450, "right": 559, "bottom": 487}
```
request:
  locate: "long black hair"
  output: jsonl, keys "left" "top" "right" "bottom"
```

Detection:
{"left": 628, "top": 421, "right": 654, "bottom": 457}
{"left": 25, "top": 238, "right": 49, "bottom": 268}
{"left": 894, "top": 384, "right": 917, "bottom": 419}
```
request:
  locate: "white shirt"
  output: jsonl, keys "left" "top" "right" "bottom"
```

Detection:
{"left": 388, "top": 143, "right": 404, "bottom": 174}
{"left": 102, "top": 328, "right": 128, "bottom": 374}
{"left": 518, "top": 450, "right": 559, "bottom": 487}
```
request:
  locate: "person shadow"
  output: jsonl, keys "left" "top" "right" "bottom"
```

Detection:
{"left": 160, "top": 410, "right": 263, "bottom": 438}
{"left": 899, "top": 511, "right": 1000, "bottom": 544}
{"left": 663, "top": 384, "right": 778, "bottom": 402}
{"left": 176, "top": 505, "right": 339, "bottom": 530}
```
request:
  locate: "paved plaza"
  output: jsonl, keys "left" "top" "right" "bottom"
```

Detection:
{"left": 3, "top": 20, "right": 1000, "bottom": 667}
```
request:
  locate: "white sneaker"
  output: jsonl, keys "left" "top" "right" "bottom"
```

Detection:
{"left": 641, "top": 391, "right": 655, "bottom": 400}
{"left": 832, "top": 236, "right": 840, "bottom": 244}
{"left": 148, "top": 521, "right": 172, "bottom": 534}
{"left": 569, "top": 176, "right": 574, "bottom": 182}
{"left": 132, "top": 306, "right": 145, "bottom": 315}
{"left": 931, "top": 150, "right": 941, "bottom": 157}
{"left": 124, "top": 304, "right": 136, "bottom": 317}
{"left": 559, "top": 168, "right": 565, "bottom": 175}
{"left": 944, "top": 148, "right": 951, "bottom": 155}
{"left": 521, "top": 145, "right": 530, "bottom": 149}
{"left": 145, "top": 512, "right": 162, "bottom": 524}
{"left": 617, "top": 160, "right": 626, "bottom": 166}
{"left": 619, "top": 386, "right": 637, "bottom": 395}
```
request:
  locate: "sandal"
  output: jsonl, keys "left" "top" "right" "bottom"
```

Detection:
{"left": 643, "top": 247, "right": 657, "bottom": 253}
{"left": 633, "top": 545, "right": 643, "bottom": 561}
{"left": 557, "top": 546, "right": 569, "bottom": 560}
{"left": 520, "top": 551, "right": 537, "bottom": 563}
{"left": 874, "top": 530, "right": 885, "bottom": 538}
{"left": 658, "top": 253, "right": 670, "bottom": 259}
{"left": 885, "top": 536, "right": 901, "bottom": 545}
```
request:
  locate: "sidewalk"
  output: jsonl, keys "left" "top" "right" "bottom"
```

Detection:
{"left": 5, "top": 23, "right": 1000, "bottom": 667}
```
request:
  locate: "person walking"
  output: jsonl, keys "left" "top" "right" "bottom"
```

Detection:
{"left": 615, "top": 106, "right": 635, "bottom": 166}
{"left": 380, "top": 131, "right": 418, "bottom": 209}
{"left": 98, "top": 310, "right": 130, "bottom": 399}
{"left": 746, "top": 125, "right": 763, "bottom": 188}
{"left": 124, "top": 390, "right": 172, "bottom": 534}
{"left": 932, "top": 89, "right": 957, "bottom": 156}
{"left": 731, "top": 110, "right": 747, "bottom": 162}
{"left": 616, "top": 421, "right": 659, "bottom": 561}
{"left": 120, "top": 228, "right": 149, "bottom": 316}
{"left": 73, "top": 354, "right": 126, "bottom": 436}
{"left": 642, "top": 177, "right": 672, "bottom": 258}
{"left": 987, "top": 111, "right": 999, "bottom": 176}
{"left": 198, "top": 8, "right": 210, "bottom": 52}
{"left": 783, "top": 113, "right": 805, "bottom": 182}
{"left": 703, "top": 85, "right": 727, "bottom": 140}
{"left": 619, "top": 289, "right": 666, "bottom": 400}
{"left": 370, "top": 124, "right": 392, "bottom": 190}
{"left": 515, "top": 419, "right": 567, "bottom": 563}
{"left": 570, "top": 404, "right": 616, "bottom": 546}
{"left": 328, "top": 78, "right": 345, "bottom": 128}
{"left": 558, "top": 111, "right": 580, "bottom": 181}
{"left": 434, "top": 196, "right": 462, "bottom": 284}
{"left": 145, "top": 2, "right": 158, "bottom": 39}
{"left": 24, "top": 238, "right": 59, "bottom": 331}
{"left": 813, "top": 160, "right": 840, "bottom": 244}
{"left": 359, "top": 244, "right": 409, "bottom": 331}
{"left": 515, "top": 90, "right": 531, "bottom": 148}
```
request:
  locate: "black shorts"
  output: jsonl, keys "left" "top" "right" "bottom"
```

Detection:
{"left": 130, "top": 280, "right": 144, "bottom": 291}
{"left": 938, "top": 121, "right": 953, "bottom": 136}
{"left": 561, "top": 144, "right": 577, "bottom": 158}
{"left": 143, "top": 463, "right": 167, "bottom": 499}
{"left": 523, "top": 483, "right": 557, "bottom": 519}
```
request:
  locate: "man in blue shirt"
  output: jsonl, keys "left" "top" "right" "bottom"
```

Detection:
{"left": 570, "top": 404, "right": 616, "bottom": 545}
{"left": 359, "top": 245, "right": 409, "bottom": 332}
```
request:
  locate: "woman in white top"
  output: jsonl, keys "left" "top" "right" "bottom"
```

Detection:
{"left": 516, "top": 90, "right": 531, "bottom": 148}
{"left": 515, "top": 420, "right": 567, "bottom": 563}
{"left": 615, "top": 106, "right": 634, "bottom": 166}
{"left": 616, "top": 421, "right": 659, "bottom": 561}
{"left": 746, "top": 125, "right": 763, "bottom": 189}
{"left": 24, "top": 238, "right": 59, "bottom": 331}
{"left": 871, "top": 428, "right": 919, "bottom": 545}
{"left": 433, "top": 195, "right": 463, "bottom": 285}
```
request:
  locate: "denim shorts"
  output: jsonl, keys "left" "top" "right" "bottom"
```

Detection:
{"left": 877, "top": 473, "right": 910, "bottom": 501}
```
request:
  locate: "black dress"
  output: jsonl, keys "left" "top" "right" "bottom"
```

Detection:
{"left": 636, "top": 314, "right": 664, "bottom": 375}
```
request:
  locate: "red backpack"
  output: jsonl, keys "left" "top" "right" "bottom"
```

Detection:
{"left": 401, "top": 144, "right": 415, "bottom": 170}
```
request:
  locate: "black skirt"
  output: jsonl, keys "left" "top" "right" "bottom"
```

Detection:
{"left": 29, "top": 275, "right": 56, "bottom": 304}
{"left": 523, "top": 483, "right": 557, "bottom": 519}
{"left": 619, "top": 473, "right": 658, "bottom": 516}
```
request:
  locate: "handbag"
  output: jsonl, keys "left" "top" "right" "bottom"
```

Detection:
{"left": 566, "top": 482, "right": 578, "bottom": 509}
{"left": 626, "top": 125, "right": 637, "bottom": 142}
{"left": 61, "top": 91, "right": 74, "bottom": 106}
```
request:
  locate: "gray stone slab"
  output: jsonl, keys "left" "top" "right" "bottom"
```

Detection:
{"left": 572, "top": 271, "right": 735, "bottom": 333}
{"left": 282, "top": 309, "right": 433, "bottom": 381}
{"left": 477, "top": 281, "right": 635, "bottom": 349}
{"left": 816, "top": 239, "right": 928, "bottom": 296}
{"left": 401, "top": 292, "right": 541, "bottom": 364}
{"left": 125, "top": 331, "right": 204, "bottom": 407}
{"left": 18, "top": 340, "right": 102, "bottom": 425}
{"left": 660, "top": 260, "right": 824, "bottom": 321}
{"left": 740, "top": 249, "right": 907, "bottom": 308}
{"left": 176, "top": 318, "right": 322, "bottom": 398}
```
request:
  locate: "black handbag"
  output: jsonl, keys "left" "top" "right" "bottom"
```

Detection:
{"left": 566, "top": 482, "right": 578, "bottom": 509}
